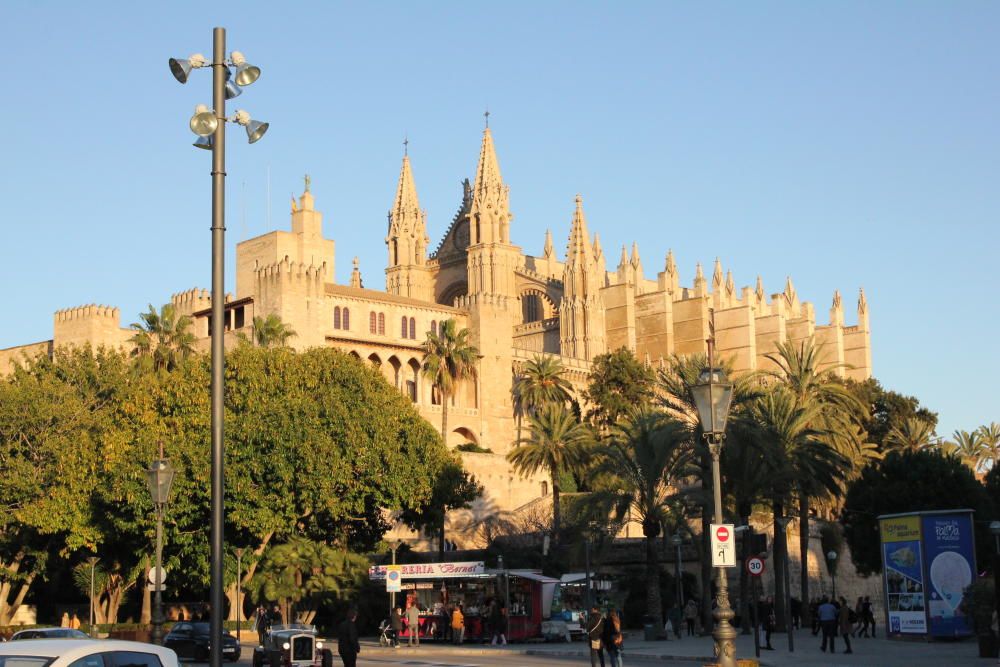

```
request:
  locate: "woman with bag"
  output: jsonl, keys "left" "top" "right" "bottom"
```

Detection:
{"left": 586, "top": 606, "right": 606, "bottom": 667}
{"left": 602, "top": 609, "right": 624, "bottom": 667}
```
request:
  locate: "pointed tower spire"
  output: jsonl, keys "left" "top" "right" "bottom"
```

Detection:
{"left": 350, "top": 257, "right": 363, "bottom": 288}
{"left": 592, "top": 232, "right": 606, "bottom": 287}
{"left": 560, "top": 195, "right": 606, "bottom": 361}
{"left": 712, "top": 257, "right": 724, "bottom": 291}
{"left": 784, "top": 276, "right": 797, "bottom": 305}
{"left": 385, "top": 152, "right": 432, "bottom": 300}
{"left": 725, "top": 270, "right": 735, "bottom": 295}
{"left": 630, "top": 242, "right": 641, "bottom": 266}
{"left": 694, "top": 262, "right": 707, "bottom": 296}
{"left": 665, "top": 249, "right": 676, "bottom": 277}
{"left": 618, "top": 245, "right": 629, "bottom": 270}
{"left": 467, "top": 127, "right": 511, "bottom": 246}
{"left": 857, "top": 287, "right": 869, "bottom": 331}
{"left": 544, "top": 229, "right": 554, "bottom": 257}
{"left": 659, "top": 248, "right": 679, "bottom": 294}
{"left": 755, "top": 275, "right": 765, "bottom": 302}
{"left": 566, "top": 196, "right": 593, "bottom": 261}
{"left": 830, "top": 289, "right": 844, "bottom": 326}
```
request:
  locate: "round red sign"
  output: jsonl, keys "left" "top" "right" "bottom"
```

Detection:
{"left": 716, "top": 526, "right": 730, "bottom": 542}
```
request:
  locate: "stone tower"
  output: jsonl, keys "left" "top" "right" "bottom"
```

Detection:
{"left": 559, "top": 195, "right": 607, "bottom": 361}
{"left": 385, "top": 154, "right": 433, "bottom": 300}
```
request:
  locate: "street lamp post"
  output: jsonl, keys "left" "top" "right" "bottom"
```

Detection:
{"left": 235, "top": 548, "right": 244, "bottom": 642}
{"left": 671, "top": 534, "right": 684, "bottom": 614}
{"left": 169, "top": 29, "right": 266, "bottom": 667}
{"left": 776, "top": 517, "right": 794, "bottom": 652}
{"left": 690, "top": 315, "right": 737, "bottom": 667}
{"left": 147, "top": 455, "right": 176, "bottom": 645}
{"left": 87, "top": 556, "right": 99, "bottom": 632}
{"left": 990, "top": 522, "right": 1000, "bottom": 626}
{"left": 827, "top": 551, "right": 838, "bottom": 599}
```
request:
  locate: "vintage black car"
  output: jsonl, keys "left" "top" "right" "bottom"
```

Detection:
{"left": 252, "top": 624, "right": 330, "bottom": 667}
{"left": 164, "top": 622, "right": 241, "bottom": 662}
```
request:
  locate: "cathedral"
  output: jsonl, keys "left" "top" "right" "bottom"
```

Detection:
{"left": 0, "top": 126, "right": 872, "bottom": 545}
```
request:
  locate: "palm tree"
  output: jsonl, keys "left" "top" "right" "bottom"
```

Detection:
{"left": 511, "top": 354, "right": 575, "bottom": 445}
{"left": 751, "top": 387, "right": 850, "bottom": 631}
{"left": 507, "top": 403, "right": 592, "bottom": 543}
{"left": 129, "top": 303, "right": 196, "bottom": 371}
{"left": 421, "top": 319, "right": 479, "bottom": 445}
{"left": 592, "top": 408, "right": 697, "bottom": 632}
{"left": 977, "top": 423, "right": 1000, "bottom": 471}
{"left": 253, "top": 314, "right": 297, "bottom": 347}
{"left": 885, "top": 417, "right": 938, "bottom": 452}
{"left": 764, "top": 338, "right": 867, "bottom": 626}
{"left": 945, "top": 429, "right": 983, "bottom": 472}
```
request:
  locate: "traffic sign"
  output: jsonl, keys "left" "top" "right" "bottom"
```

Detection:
{"left": 385, "top": 565, "right": 402, "bottom": 593}
{"left": 746, "top": 556, "right": 765, "bottom": 577}
{"left": 147, "top": 566, "right": 168, "bottom": 585}
{"left": 711, "top": 523, "right": 736, "bottom": 567}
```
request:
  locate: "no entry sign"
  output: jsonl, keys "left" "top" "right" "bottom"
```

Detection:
{"left": 711, "top": 523, "right": 736, "bottom": 567}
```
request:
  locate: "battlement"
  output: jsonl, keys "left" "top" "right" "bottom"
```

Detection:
{"left": 453, "top": 293, "right": 511, "bottom": 310}
{"left": 255, "top": 256, "right": 328, "bottom": 283}
{"left": 54, "top": 304, "right": 120, "bottom": 323}
{"left": 171, "top": 288, "right": 211, "bottom": 315}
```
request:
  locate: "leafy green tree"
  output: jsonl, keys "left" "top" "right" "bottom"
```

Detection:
{"left": 252, "top": 537, "right": 367, "bottom": 624}
{"left": 399, "top": 459, "right": 483, "bottom": 559}
{"left": 511, "top": 354, "right": 575, "bottom": 445}
{"left": 842, "top": 449, "right": 992, "bottom": 576}
{"left": 590, "top": 408, "right": 696, "bottom": 630}
{"left": 252, "top": 314, "right": 297, "bottom": 348}
{"left": 421, "top": 319, "right": 479, "bottom": 444}
{"left": 845, "top": 378, "right": 938, "bottom": 450}
{"left": 507, "top": 403, "right": 592, "bottom": 544}
{"left": 584, "top": 348, "right": 655, "bottom": 429}
{"left": 128, "top": 303, "right": 196, "bottom": 371}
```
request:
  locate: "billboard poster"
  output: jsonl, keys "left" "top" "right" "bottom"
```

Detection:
{"left": 880, "top": 515, "right": 926, "bottom": 634}
{"left": 922, "top": 513, "right": 975, "bottom": 637}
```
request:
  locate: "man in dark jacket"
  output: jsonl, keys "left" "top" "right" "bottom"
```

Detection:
{"left": 337, "top": 609, "right": 361, "bottom": 667}
{"left": 390, "top": 607, "right": 403, "bottom": 648}
{"left": 586, "top": 606, "right": 606, "bottom": 667}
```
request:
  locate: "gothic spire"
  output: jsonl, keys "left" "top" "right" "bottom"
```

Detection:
{"left": 712, "top": 257, "right": 724, "bottom": 290}
{"left": 858, "top": 287, "right": 867, "bottom": 314}
{"left": 755, "top": 275, "right": 765, "bottom": 302}
{"left": 566, "top": 195, "right": 593, "bottom": 264}
{"left": 665, "top": 249, "right": 676, "bottom": 277}
{"left": 390, "top": 155, "right": 422, "bottom": 228}
{"left": 618, "top": 245, "right": 629, "bottom": 271}
{"left": 725, "top": 270, "right": 735, "bottom": 295}
{"left": 543, "top": 229, "right": 555, "bottom": 258}
{"left": 784, "top": 276, "right": 797, "bottom": 304}
{"left": 472, "top": 127, "right": 507, "bottom": 211}
{"left": 350, "top": 257, "right": 363, "bottom": 288}
{"left": 593, "top": 232, "right": 604, "bottom": 259}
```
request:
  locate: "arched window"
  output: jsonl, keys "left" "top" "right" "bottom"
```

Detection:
{"left": 334, "top": 306, "right": 341, "bottom": 329}
{"left": 541, "top": 481, "right": 549, "bottom": 497}
{"left": 401, "top": 316, "right": 409, "bottom": 338}
{"left": 377, "top": 312, "right": 385, "bottom": 335}
{"left": 343, "top": 308, "right": 350, "bottom": 330}
{"left": 409, "top": 317, "right": 416, "bottom": 340}
{"left": 431, "top": 320, "right": 438, "bottom": 336}
{"left": 522, "top": 293, "right": 541, "bottom": 323}
{"left": 369, "top": 311, "right": 377, "bottom": 334}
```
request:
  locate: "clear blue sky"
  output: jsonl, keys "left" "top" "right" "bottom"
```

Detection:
{"left": 0, "top": 2, "right": 996, "bottom": 437}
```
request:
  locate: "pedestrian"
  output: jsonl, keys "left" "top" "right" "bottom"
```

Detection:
{"left": 405, "top": 601, "right": 420, "bottom": 646}
{"left": 60, "top": 612, "right": 70, "bottom": 628}
{"left": 790, "top": 597, "right": 802, "bottom": 629}
{"left": 586, "top": 606, "right": 606, "bottom": 667}
{"left": 809, "top": 598, "right": 821, "bottom": 636}
{"left": 254, "top": 604, "right": 268, "bottom": 646}
{"left": 758, "top": 596, "right": 775, "bottom": 650}
{"left": 667, "top": 605, "right": 682, "bottom": 639}
{"left": 270, "top": 604, "right": 283, "bottom": 627}
{"left": 863, "top": 595, "right": 876, "bottom": 638}
{"left": 683, "top": 599, "right": 698, "bottom": 637}
{"left": 817, "top": 596, "right": 838, "bottom": 653}
{"left": 853, "top": 597, "right": 864, "bottom": 637}
{"left": 336, "top": 608, "right": 361, "bottom": 667}
{"left": 838, "top": 597, "right": 854, "bottom": 654}
{"left": 602, "top": 609, "right": 624, "bottom": 667}
{"left": 70, "top": 613, "right": 81, "bottom": 631}
{"left": 390, "top": 607, "right": 403, "bottom": 648}
{"left": 491, "top": 604, "right": 508, "bottom": 645}
{"left": 451, "top": 603, "right": 465, "bottom": 644}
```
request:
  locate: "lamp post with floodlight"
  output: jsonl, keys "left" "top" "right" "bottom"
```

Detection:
{"left": 168, "top": 29, "right": 267, "bottom": 667}
{"left": 690, "top": 311, "right": 736, "bottom": 667}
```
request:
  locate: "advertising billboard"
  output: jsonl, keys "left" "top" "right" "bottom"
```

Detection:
{"left": 880, "top": 515, "right": 926, "bottom": 635}
{"left": 922, "top": 512, "right": 975, "bottom": 637}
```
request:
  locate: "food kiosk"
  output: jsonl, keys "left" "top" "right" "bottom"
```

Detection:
{"left": 368, "top": 561, "right": 558, "bottom": 642}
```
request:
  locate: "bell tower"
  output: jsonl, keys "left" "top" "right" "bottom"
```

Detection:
{"left": 559, "top": 195, "right": 607, "bottom": 360}
{"left": 385, "top": 149, "right": 433, "bottom": 301}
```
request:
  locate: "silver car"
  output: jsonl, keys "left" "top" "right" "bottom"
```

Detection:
{"left": 0, "top": 639, "right": 179, "bottom": 667}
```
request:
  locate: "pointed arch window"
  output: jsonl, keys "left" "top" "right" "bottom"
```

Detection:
{"left": 334, "top": 306, "right": 341, "bottom": 330}
{"left": 431, "top": 320, "right": 438, "bottom": 336}
{"left": 342, "top": 308, "right": 350, "bottom": 330}
{"left": 401, "top": 316, "right": 409, "bottom": 339}
{"left": 377, "top": 312, "right": 385, "bottom": 335}
{"left": 369, "top": 311, "right": 377, "bottom": 334}
{"left": 409, "top": 317, "right": 416, "bottom": 340}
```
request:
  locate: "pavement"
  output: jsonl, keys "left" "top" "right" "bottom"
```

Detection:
{"left": 350, "top": 630, "right": 988, "bottom": 666}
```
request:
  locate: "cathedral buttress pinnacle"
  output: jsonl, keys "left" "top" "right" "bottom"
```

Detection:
{"left": 468, "top": 128, "right": 512, "bottom": 246}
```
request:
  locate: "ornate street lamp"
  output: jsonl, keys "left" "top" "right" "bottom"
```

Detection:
{"left": 169, "top": 29, "right": 266, "bottom": 667}
{"left": 147, "top": 456, "right": 176, "bottom": 645}
{"left": 671, "top": 534, "right": 684, "bottom": 614}
{"left": 691, "top": 317, "right": 736, "bottom": 667}
{"left": 827, "top": 550, "right": 838, "bottom": 599}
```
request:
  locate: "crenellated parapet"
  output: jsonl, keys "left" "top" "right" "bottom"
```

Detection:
{"left": 54, "top": 304, "right": 120, "bottom": 323}
{"left": 53, "top": 303, "right": 128, "bottom": 351}
{"left": 171, "top": 288, "right": 211, "bottom": 317}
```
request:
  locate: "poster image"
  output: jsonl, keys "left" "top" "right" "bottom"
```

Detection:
{"left": 882, "top": 538, "right": 926, "bottom": 634}
{"left": 922, "top": 514, "right": 975, "bottom": 637}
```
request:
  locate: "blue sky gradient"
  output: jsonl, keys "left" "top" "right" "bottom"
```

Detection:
{"left": 0, "top": 2, "right": 996, "bottom": 436}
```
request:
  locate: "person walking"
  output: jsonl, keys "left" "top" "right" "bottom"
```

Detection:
{"left": 336, "top": 608, "right": 361, "bottom": 667}
{"left": 254, "top": 604, "right": 268, "bottom": 646}
{"left": 667, "top": 605, "right": 682, "bottom": 639}
{"left": 838, "top": 597, "right": 854, "bottom": 654}
{"left": 602, "top": 609, "right": 624, "bottom": 667}
{"left": 760, "top": 596, "right": 776, "bottom": 650}
{"left": 817, "top": 596, "right": 839, "bottom": 653}
{"left": 390, "top": 607, "right": 403, "bottom": 648}
{"left": 451, "top": 603, "right": 465, "bottom": 644}
{"left": 853, "top": 597, "right": 864, "bottom": 637}
{"left": 586, "top": 606, "right": 606, "bottom": 667}
{"left": 863, "top": 595, "right": 876, "bottom": 638}
{"left": 810, "top": 598, "right": 821, "bottom": 636}
{"left": 491, "top": 604, "right": 508, "bottom": 645}
{"left": 69, "top": 613, "right": 81, "bottom": 630}
{"left": 683, "top": 599, "right": 698, "bottom": 637}
{"left": 269, "top": 604, "right": 283, "bottom": 627}
{"left": 406, "top": 601, "right": 421, "bottom": 646}
{"left": 60, "top": 612, "right": 70, "bottom": 628}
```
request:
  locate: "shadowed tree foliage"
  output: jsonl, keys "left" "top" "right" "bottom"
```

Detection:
{"left": 399, "top": 459, "right": 483, "bottom": 559}
{"left": 511, "top": 354, "right": 575, "bottom": 445}
{"left": 128, "top": 303, "right": 196, "bottom": 371}
{"left": 584, "top": 348, "right": 656, "bottom": 429}
{"left": 884, "top": 416, "right": 939, "bottom": 452}
{"left": 845, "top": 377, "right": 938, "bottom": 451}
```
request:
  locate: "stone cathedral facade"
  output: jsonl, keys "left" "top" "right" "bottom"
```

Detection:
{"left": 1, "top": 127, "right": 871, "bottom": 545}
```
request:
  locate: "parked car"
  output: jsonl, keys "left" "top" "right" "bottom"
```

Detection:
{"left": 0, "top": 638, "right": 178, "bottom": 667}
{"left": 252, "top": 624, "right": 330, "bottom": 667}
{"left": 10, "top": 629, "right": 91, "bottom": 640}
{"left": 163, "top": 622, "right": 240, "bottom": 662}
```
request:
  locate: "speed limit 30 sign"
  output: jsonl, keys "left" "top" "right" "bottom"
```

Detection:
{"left": 746, "top": 556, "right": 765, "bottom": 577}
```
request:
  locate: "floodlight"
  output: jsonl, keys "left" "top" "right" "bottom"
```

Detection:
{"left": 193, "top": 136, "right": 213, "bottom": 150}
{"left": 168, "top": 53, "right": 206, "bottom": 84}
{"left": 223, "top": 67, "right": 243, "bottom": 100}
{"left": 232, "top": 109, "right": 268, "bottom": 144}
{"left": 230, "top": 51, "right": 261, "bottom": 86}
{"left": 189, "top": 104, "right": 219, "bottom": 137}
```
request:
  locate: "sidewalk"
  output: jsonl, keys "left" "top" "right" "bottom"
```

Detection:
{"left": 360, "top": 630, "right": 985, "bottom": 666}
